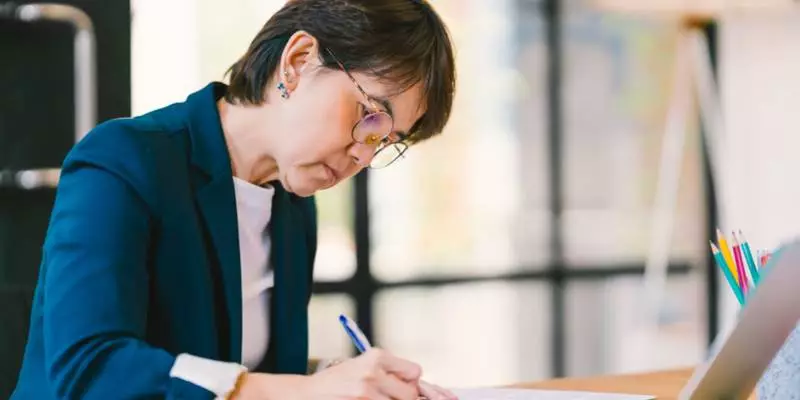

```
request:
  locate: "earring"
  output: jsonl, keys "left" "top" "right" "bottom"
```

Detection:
{"left": 277, "top": 81, "right": 290, "bottom": 99}
{"left": 277, "top": 70, "right": 291, "bottom": 99}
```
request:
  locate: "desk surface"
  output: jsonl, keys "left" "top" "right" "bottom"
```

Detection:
{"left": 515, "top": 368, "right": 755, "bottom": 400}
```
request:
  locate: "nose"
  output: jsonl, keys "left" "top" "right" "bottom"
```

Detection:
{"left": 348, "top": 142, "right": 376, "bottom": 168}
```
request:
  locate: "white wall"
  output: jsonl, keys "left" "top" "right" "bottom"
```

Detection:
{"left": 719, "top": 7, "right": 800, "bottom": 328}
{"left": 131, "top": 0, "right": 284, "bottom": 115}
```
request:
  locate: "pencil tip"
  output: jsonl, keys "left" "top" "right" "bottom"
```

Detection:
{"left": 710, "top": 242, "right": 718, "bottom": 252}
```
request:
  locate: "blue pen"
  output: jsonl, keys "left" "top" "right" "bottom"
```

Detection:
{"left": 339, "top": 314, "right": 373, "bottom": 353}
{"left": 339, "top": 314, "right": 432, "bottom": 400}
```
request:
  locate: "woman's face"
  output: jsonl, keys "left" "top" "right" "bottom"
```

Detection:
{"left": 269, "top": 33, "right": 425, "bottom": 197}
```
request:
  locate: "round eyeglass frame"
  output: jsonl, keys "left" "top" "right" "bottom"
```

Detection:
{"left": 324, "top": 47, "right": 411, "bottom": 169}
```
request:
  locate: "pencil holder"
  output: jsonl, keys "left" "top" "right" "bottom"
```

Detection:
{"left": 757, "top": 321, "right": 800, "bottom": 399}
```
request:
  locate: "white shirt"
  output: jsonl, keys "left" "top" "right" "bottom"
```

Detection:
{"left": 234, "top": 177, "right": 275, "bottom": 368}
{"left": 169, "top": 177, "right": 275, "bottom": 397}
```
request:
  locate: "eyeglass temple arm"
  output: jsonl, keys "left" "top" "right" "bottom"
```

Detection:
{"left": 324, "top": 47, "right": 383, "bottom": 111}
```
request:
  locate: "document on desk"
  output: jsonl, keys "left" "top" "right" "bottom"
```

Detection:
{"left": 450, "top": 388, "right": 655, "bottom": 400}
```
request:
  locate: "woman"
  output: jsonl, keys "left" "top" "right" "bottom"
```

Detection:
{"left": 11, "top": 0, "right": 457, "bottom": 399}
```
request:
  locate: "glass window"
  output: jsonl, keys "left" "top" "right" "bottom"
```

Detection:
{"left": 560, "top": 0, "right": 708, "bottom": 377}
{"left": 565, "top": 274, "right": 705, "bottom": 376}
{"left": 314, "top": 181, "right": 356, "bottom": 282}
{"left": 561, "top": 0, "right": 705, "bottom": 266}
{"left": 370, "top": 0, "right": 550, "bottom": 282}
{"left": 308, "top": 294, "right": 356, "bottom": 360}
{"left": 374, "top": 282, "right": 551, "bottom": 387}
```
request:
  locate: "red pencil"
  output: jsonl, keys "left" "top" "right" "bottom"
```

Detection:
{"left": 760, "top": 251, "right": 772, "bottom": 269}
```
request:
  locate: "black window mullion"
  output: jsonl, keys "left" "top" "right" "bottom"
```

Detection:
{"left": 544, "top": 0, "right": 566, "bottom": 379}
{"left": 701, "top": 21, "right": 720, "bottom": 346}
{"left": 353, "top": 169, "right": 376, "bottom": 348}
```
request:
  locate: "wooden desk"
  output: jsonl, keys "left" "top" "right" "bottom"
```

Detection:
{"left": 514, "top": 368, "right": 755, "bottom": 400}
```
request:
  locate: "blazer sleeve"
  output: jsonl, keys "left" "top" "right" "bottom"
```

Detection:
{"left": 41, "top": 159, "right": 210, "bottom": 399}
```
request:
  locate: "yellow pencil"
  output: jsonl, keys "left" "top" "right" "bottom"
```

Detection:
{"left": 717, "top": 228, "right": 739, "bottom": 281}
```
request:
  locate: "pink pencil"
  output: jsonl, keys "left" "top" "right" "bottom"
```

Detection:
{"left": 732, "top": 233, "right": 748, "bottom": 295}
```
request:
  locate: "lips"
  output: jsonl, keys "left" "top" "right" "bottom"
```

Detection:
{"left": 322, "top": 164, "right": 337, "bottom": 187}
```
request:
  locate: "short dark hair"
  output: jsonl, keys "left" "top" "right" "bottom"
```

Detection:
{"left": 224, "top": 0, "right": 456, "bottom": 144}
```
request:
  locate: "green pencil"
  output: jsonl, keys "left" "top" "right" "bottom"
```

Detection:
{"left": 738, "top": 230, "right": 760, "bottom": 285}
{"left": 711, "top": 242, "right": 745, "bottom": 305}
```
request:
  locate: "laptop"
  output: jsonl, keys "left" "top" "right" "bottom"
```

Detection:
{"left": 679, "top": 240, "right": 800, "bottom": 399}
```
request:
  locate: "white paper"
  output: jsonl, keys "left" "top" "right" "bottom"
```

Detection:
{"left": 449, "top": 388, "right": 655, "bottom": 400}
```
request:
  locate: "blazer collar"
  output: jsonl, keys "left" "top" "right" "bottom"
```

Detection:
{"left": 186, "top": 82, "right": 231, "bottom": 179}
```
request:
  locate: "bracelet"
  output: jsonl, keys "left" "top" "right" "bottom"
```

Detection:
{"left": 225, "top": 370, "right": 248, "bottom": 400}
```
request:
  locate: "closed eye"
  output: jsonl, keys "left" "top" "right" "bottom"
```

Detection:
{"left": 382, "top": 131, "right": 407, "bottom": 145}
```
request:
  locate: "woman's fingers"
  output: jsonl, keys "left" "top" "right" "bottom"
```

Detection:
{"left": 419, "top": 380, "right": 459, "bottom": 400}
{"left": 376, "top": 370, "right": 420, "bottom": 400}
{"left": 369, "top": 348, "right": 423, "bottom": 382}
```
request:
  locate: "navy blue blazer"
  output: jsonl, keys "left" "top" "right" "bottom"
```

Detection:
{"left": 12, "top": 83, "right": 317, "bottom": 399}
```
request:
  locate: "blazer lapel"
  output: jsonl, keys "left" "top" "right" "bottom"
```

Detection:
{"left": 185, "top": 83, "right": 243, "bottom": 362}
{"left": 195, "top": 177, "right": 242, "bottom": 362}
{"left": 182, "top": 82, "right": 311, "bottom": 370}
{"left": 269, "top": 184, "right": 309, "bottom": 374}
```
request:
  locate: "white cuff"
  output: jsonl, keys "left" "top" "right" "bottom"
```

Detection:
{"left": 169, "top": 353, "right": 248, "bottom": 399}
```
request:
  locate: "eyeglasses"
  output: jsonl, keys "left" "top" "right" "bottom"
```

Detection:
{"left": 324, "top": 48, "right": 409, "bottom": 169}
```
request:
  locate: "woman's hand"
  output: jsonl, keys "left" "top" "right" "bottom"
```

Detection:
{"left": 419, "top": 380, "right": 459, "bottom": 400}
{"left": 306, "top": 348, "right": 423, "bottom": 400}
{"left": 236, "top": 348, "right": 423, "bottom": 400}
{"left": 312, "top": 356, "right": 459, "bottom": 400}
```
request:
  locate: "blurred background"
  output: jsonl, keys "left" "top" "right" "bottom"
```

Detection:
{"left": 3, "top": 0, "right": 800, "bottom": 396}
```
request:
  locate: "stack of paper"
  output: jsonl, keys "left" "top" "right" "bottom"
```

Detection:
{"left": 449, "top": 388, "right": 655, "bottom": 400}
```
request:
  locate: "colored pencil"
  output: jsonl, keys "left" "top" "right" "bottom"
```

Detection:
{"left": 738, "top": 230, "right": 760, "bottom": 285}
{"left": 710, "top": 242, "right": 745, "bottom": 305}
{"left": 760, "top": 251, "right": 771, "bottom": 269}
{"left": 732, "top": 233, "right": 748, "bottom": 295}
{"left": 717, "top": 229, "right": 739, "bottom": 282}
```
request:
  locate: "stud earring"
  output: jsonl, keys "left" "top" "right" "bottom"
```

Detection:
{"left": 277, "top": 81, "right": 290, "bottom": 99}
{"left": 277, "top": 71, "right": 291, "bottom": 99}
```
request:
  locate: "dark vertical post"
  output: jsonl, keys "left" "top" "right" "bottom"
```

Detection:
{"left": 353, "top": 170, "right": 375, "bottom": 346}
{"left": 544, "top": 0, "right": 566, "bottom": 378}
{"left": 701, "top": 21, "right": 720, "bottom": 345}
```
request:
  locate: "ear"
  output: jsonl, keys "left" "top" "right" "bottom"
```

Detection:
{"left": 279, "top": 30, "right": 320, "bottom": 92}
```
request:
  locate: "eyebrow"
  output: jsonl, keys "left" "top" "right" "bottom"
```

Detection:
{"left": 371, "top": 96, "right": 393, "bottom": 117}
